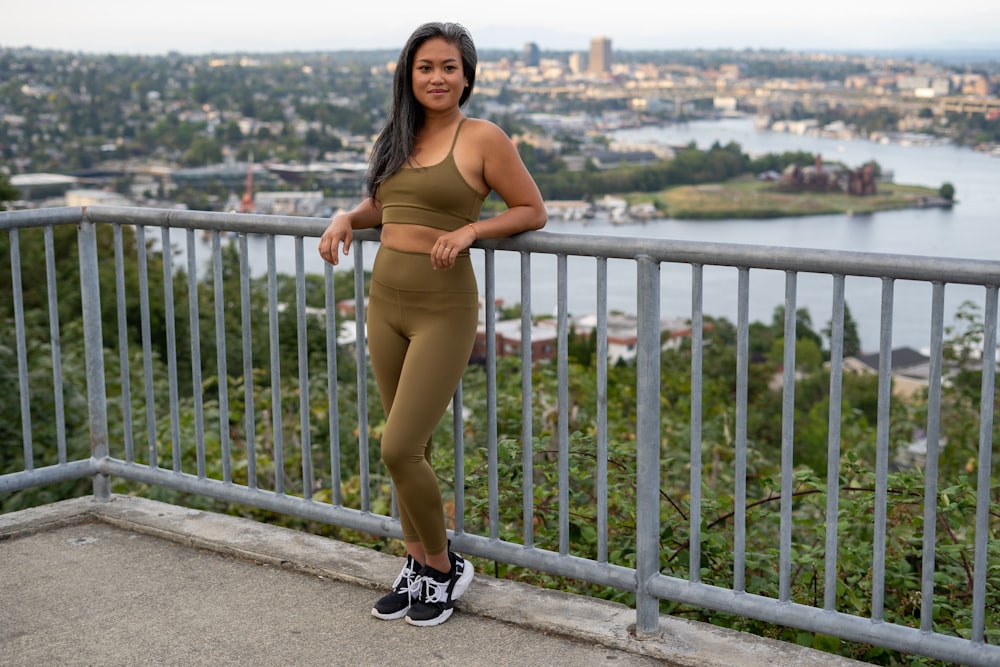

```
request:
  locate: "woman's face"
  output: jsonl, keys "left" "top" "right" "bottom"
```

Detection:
{"left": 411, "top": 37, "right": 467, "bottom": 113}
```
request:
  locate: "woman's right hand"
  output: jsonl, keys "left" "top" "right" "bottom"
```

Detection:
{"left": 318, "top": 214, "right": 353, "bottom": 265}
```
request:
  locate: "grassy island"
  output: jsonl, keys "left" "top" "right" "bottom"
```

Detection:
{"left": 645, "top": 177, "right": 948, "bottom": 220}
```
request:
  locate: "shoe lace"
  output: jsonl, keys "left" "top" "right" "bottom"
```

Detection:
{"left": 417, "top": 573, "right": 451, "bottom": 606}
{"left": 391, "top": 558, "right": 420, "bottom": 595}
{"left": 406, "top": 570, "right": 424, "bottom": 601}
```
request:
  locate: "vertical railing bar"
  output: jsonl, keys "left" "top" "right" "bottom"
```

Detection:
{"left": 520, "top": 250, "right": 534, "bottom": 548}
{"left": 137, "top": 226, "right": 158, "bottom": 468}
{"left": 239, "top": 232, "right": 257, "bottom": 489}
{"left": 78, "top": 212, "right": 110, "bottom": 500}
{"left": 823, "top": 275, "right": 846, "bottom": 610}
{"left": 324, "top": 262, "right": 342, "bottom": 505}
{"left": 919, "top": 281, "right": 945, "bottom": 630}
{"left": 452, "top": 381, "right": 466, "bottom": 535}
{"left": 779, "top": 271, "right": 798, "bottom": 602}
{"left": 596, "top": 257, "right": 609, "bottom": 563}
{"left": 161, "top": 227, "right": 182, "bottom": 473}
{"left": 186, "top": 229, "right": 206, "bottom": 479}
{"left": 113, "top": 223, "right": 135, "bottom": 464}
{"left": 44, "top": 226, "right": 68, "bottom": 464}
{"left": 689, "top": 263, "right": 704, "bottom": 583}
{"left": 734, "top": 267, "right": 750, "bottom": 593}
{"left": 266, "top": 235, "right": 284, "bottom": 495}
{"left": 556, "top": 253, "right": 570, "bottom": 556}
{"left": 634, "top": 254, "right": 662, "bottom": 636}
{"left": 970, "top": 285, "right": 997, "bottom": 643}
{"left": 352, "top": 243, "right": 370, "bottom": 511}
{"left": 872, "top": 277, "right": 895, "bottom": 622}
{"left": 295, "top": 237, "right": 313, "bottom": 500}
{"left": 11, "top": 228, "right": 33, "bottom": 471}
{"left": 484, "top": 249, "right": 498, "bottom": 539}
{"left": 211, "top": 231, "right": 232, "bottom": 484}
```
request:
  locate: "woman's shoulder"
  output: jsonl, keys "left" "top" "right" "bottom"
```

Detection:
{"left": 460, "top": 117, "right": 514, "bottom": 150}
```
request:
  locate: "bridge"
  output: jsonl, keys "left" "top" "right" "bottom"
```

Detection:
{"left": 2, "top": 206, "right": 998, "bottom": 666}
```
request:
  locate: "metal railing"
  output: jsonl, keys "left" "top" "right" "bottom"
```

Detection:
{"left": 1, "top": 205, "right": 998, "bottom": 666}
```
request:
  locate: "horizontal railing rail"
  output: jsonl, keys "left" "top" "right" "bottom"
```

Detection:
{"left": 1, "top": 205, "right": 997, "bottom": 666}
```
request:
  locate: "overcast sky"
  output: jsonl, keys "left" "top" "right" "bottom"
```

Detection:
{"left": 3, "top": 0, "right": 998, "bottom": 55}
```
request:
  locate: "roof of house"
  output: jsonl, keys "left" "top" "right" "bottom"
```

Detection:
{"left": 854, "top": 346, "right": 930, "bottom": 372}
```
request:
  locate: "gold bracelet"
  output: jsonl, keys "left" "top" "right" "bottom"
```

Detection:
{"left": 467, "top": 223, "right": 477, "bottom": 239}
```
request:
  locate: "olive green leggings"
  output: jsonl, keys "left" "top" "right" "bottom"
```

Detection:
{"left": 367, "top": 246, "right": 479, "bottom": 557}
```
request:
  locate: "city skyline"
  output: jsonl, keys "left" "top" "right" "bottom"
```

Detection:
{"left": 2, "top": 0, "right": 999, "bottom": 57}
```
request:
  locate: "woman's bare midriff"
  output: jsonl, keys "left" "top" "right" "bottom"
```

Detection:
{"left": 379, "top": 223, "right": 449, "bottom": 254}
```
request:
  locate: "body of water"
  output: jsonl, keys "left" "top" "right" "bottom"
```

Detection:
{"left": 227, "top": 117, "right": 999, "bottom": 353}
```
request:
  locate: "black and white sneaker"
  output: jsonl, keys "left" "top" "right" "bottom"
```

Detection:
{"left": 404, "top": 551, "right": 474, "bottom": 627}
{"left": 371, "top": 553, "right": 422, "bottom": 620}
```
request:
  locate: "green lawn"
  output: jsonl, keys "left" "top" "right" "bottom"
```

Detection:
{"left": 646, "top": 177, "right": 945, "bottom": 219}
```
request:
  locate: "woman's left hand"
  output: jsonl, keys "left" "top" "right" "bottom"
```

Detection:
{"left": 431, "top": 224, "right": 477, "bottom": 270}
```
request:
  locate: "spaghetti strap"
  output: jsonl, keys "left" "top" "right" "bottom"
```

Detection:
{"left": 448, "top": 118, "right": 467, "bottom": 154}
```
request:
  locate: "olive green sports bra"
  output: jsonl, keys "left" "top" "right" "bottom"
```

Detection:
{"left": 378, "top": 119, "right": 486, "bottom": 231}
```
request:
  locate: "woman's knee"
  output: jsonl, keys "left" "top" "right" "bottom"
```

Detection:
{"left": 380, "top": 437, "right": 423, "bottom": 474}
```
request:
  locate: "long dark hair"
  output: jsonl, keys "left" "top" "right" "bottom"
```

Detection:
{"left": 366, "top": 22, "right": 478, "bottom": 198}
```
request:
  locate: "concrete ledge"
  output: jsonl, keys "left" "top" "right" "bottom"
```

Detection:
{"left": 1, "top": 495, "right": 868, "bottom": 667}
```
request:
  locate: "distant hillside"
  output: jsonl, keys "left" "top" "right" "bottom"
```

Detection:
{"left": 835, "top": 46, "right": 1000, "bottom": 66}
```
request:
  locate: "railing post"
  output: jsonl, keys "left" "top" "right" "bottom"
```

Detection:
{"left": 77, "top": 210, "right": 111, "bottom": 500}
{"left": 634, "top": 255, "right": 661, "bottom": 637}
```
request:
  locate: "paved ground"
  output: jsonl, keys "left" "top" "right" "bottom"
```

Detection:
{"left": 1, "top": 495, "right": 870, "bottom": 667}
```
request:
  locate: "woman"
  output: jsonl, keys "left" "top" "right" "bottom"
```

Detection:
{"left": 318, "top": 22, "right": 546, "bottom": 627}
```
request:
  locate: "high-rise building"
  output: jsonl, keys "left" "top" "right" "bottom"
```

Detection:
{"left": 523, "top": 42, "right": 540, "bottom": 68}
{"left": 588, "top": 37, "right": 611, "bottom": 74}
{"left": 568, "top": 52, "right": 584, "bottom": 75}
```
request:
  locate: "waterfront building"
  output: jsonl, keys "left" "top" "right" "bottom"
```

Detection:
{"left": 9, "top": 173, "right": 78, "bottom": 200}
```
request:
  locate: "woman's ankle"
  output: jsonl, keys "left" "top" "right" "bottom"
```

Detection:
{"left": 425, "top": 551, "right": 451, "bottom": 574}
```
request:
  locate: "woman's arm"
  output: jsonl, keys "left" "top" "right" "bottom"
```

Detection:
{"left": 428, "top": 120, "right": 546, "bottom": 270}
{"left": 318, "top": 196, "right": 382, "bottom": 266}
{"left": 471, "top": 120, "right": 547, "bottom": 240}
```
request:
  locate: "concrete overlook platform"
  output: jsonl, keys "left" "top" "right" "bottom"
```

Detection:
{"left": 1, "top": 496, "right": 869, "bottom": 666}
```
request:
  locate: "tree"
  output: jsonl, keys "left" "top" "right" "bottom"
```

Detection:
{"left": 224, "top": 120, "right": 244, "bottom": 145}
{"left": 769, "top": 305, "right": 823, "bottom": 352}
{"left": 823, "top": 302, "right": 861, "bottom": 359}
{"left": 939, "top": 181, "right": 956, "bottom": 201}
{"left": 181, "top": 136, "right": 223, "bottom": 167}
{"left": 768, "top": 336, "right": 822, "bottom": 372}
{"left": 0, "top": 171, "right": 18, "bottom": 210}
